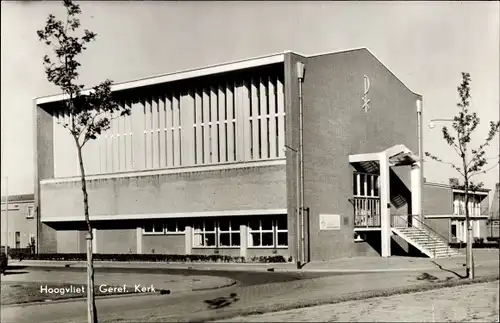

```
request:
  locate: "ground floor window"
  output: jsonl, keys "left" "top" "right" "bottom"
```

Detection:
{"left": 193, "top": 218, "right": 242, "bottom": 248}
{"left": 451, "top": 219, "right": 483, "bottom": 242}
{"left": 142, "top": 215, "right": 288, "bottom": 248}
{"left": 248, "top": 216, "right": 287, "bottom": 248}
{"left": 218, "top": 218, "right": 242, "bottom": 247}
{"left": 193, "top": 219, "right": 217, "bottom": 247}
{"left": 143, "top": 221, "right": 164, "bottom": 235}
{"left": 191, "top": 215, "right": 288, "bottom": 249}
{"left": 143, "top": 219, "right": 186, "bottom": 235}
{"left": 165, "top": 219, "right": 186, "bottom": 234}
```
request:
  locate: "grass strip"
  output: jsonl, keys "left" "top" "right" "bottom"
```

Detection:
{"left": 1, "top": 281, "right": 147, "bottom": 306}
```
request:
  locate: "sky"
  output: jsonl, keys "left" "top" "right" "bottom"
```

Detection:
{"left": 1, "top": 1, "right": 499, "bottom": 200}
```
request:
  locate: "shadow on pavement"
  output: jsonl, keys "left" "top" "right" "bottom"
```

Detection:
{"left": 430, "top": 261, "right": 467, "bottom": 279}
{"left": 3, "top": 270, "right": 30, "bottom": 276}
{"left": 6, "top": 265, "right": 28, "bottom": 270}
{"left": 204, "top": 293, "right": 239, "bottom": 309}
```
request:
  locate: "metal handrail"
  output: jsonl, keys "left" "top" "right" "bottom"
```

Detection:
{"left": 407, "top": 214, "right": 452, "bottom": 245}
{"left": 392, "top": 214, "right": 449, "bottom": 258}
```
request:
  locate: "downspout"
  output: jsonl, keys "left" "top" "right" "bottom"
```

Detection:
{"left": 285, "top": 144, "right": 301, "bottom": 269}
{"left": 417, "top": 99, "right": 424, "bottom": 225}
{"left": 5, "top": 177, "right": 9, "bottom": 252}
{"left": 297, "top": 62, "right": 306, "bottom": 264}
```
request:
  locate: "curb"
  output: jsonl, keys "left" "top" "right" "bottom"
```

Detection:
{"left": 198, "top": 275, "right": 500, "bottom": 323}
{"left": 6, "top": 261, "right": 471, "bottom": 274}
{"left": 1, "top": 278, "right": 237, "bottom": 308}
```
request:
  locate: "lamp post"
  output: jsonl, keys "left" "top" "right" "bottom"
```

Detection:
{"left": 428, "top": 118, "right": 454, "bottom": 129}
{"left": 428, "top": 117, "right": 474, "bottom": 278}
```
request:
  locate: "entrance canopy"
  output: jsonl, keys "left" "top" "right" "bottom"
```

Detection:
{"left": 348, "top": 144, "right": 423, "bottom": 258}
{"left": 348, "top": 144, "right": 420, "bottom": 173}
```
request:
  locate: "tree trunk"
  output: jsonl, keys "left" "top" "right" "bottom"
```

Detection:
{"left": 75, "top": 140, "right": 98, "bottom": 323}
{"left": 464, "top": 179, "right": 474, "bottom": 280}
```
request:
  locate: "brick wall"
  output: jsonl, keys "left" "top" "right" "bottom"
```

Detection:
{"left": 97, "top": 229, "right": 137, "bottom": 254}
{"left": 143, "top": 235, "right": 185, "bottom": 255}
{"left": 423, "top": 184, "right": 453, "bottom": 215}
{"left": 56, "top": 230, "right": 82, "bottom": 253}
{"left": 424, "top": 218, "right": 451, "bottom": 241}
{"left": 39, "top": 165, "right": 286, "bottom": 252}
{"left": 299, "top": 49, "right": 421, "bottom": 261}
{"left": 40, "top": 165, "right": 286, "bottom": 219}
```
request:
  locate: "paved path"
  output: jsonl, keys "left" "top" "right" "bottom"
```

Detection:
{"left": 2, "top": 264, "right": 498, "bottom": 323}
{"left": 219, "top": 281, "right": 500, "bottom": 322}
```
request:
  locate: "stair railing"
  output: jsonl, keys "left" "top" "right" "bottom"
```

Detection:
{"left": 408, "top": 214, "right": 458, "bottom": 258}
{"left": 391, "top": 214, "right": 448, "bottom": 258}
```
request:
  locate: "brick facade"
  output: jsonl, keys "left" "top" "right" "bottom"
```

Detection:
{"left": 37, "top": 48, "right": 469, "bottom": 260}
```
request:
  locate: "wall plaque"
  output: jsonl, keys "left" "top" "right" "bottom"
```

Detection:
{"left": 319, "top": 214, "right": 341, "bottom": 230}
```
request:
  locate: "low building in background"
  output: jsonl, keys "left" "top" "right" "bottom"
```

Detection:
{"left": 1, "top": 194, "right": 36, "bottom": 252}
{"left": 423, "top": 179, "right": 490, "bottom": 244}
{"left": 488, "top": 183, "right": 499, "bottom": 239}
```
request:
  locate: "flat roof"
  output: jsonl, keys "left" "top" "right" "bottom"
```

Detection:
{"left": 1, "top": 194, "right": 35, "bottom": 203}
{"left": 35, "top": 52, "right": 286, "bottom": 105}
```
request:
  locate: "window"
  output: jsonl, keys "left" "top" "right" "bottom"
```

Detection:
{"left": 276, "top": 216, "right": 288, "bottom": 247}
{"left": 193, "top": 218, "right": 241, "bottom": 248}
{"left": 143, "top": 221, "right": 165, "bottom": 235}
{"left": 165, "top": 219, "right": 186, "bottom": 234}
{"left": 353, "top": 173, "right": 379, "bottom": 198}
{"left": 15, "top": 232, "right": 20, "bottom": 248}
{"left": 248, "top": 216, "right": 288, "bottom": 248}
{"left": 26, "top": 206, "right": 34, "bottom": 219}
{"left": 218, "top": 218, "right": 241, "bottom": 247}
{"left": 144, "top": 219, "right": 186, "bottom": 235}
{"left": 193, "top": 219, "right": 217, "bottom": 247}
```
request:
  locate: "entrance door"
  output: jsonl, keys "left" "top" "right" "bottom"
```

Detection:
{"left": 451, "top": 223, "right": 457, "bottom": 241}
{"left": 452, "top": 220, "right": 466, "bottom": 242}
{"left": 15, "top": 232, "right": 20, "bottom": 248}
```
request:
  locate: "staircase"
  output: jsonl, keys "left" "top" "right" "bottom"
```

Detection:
{"left": 391, "top": 216, "right": 461, "bottom": 258}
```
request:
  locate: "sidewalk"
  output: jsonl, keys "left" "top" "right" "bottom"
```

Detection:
{"left": 10, "top": 249, "right": 499, "bottom": 273}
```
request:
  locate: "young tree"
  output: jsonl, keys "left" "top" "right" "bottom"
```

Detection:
{"left": 426, "top": 72, "right": 500, "bottom": 279}
{"left": 37, "top": 1, "right": 130, "bottom": 321}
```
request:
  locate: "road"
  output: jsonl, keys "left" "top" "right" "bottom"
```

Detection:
{"left": 219, "top": 281, "right": 500, "bottom": 322}
{"left": 1, "top": 263, "right": 498, "bottom": 323}
{"left": 0, "top": 265, "right": 341, "bottom": 323}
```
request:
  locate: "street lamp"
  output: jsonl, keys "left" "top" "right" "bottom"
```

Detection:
{"left": 428, "top": 118, "right": 454, "bottom": 129}
{"left": 428, "top": 117, "right": 475, "bottom": 278}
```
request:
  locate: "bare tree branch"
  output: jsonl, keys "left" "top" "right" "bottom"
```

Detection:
{"left": 469, "top": 160, "right": 500, "bottom": 179}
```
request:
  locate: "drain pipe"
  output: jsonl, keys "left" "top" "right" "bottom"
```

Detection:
{"left": 417, "top": 99, "right": 424, "bottom": 225}
{"left": 285, "top": 145, "right": 301, "bottom": 269}
{"left": 297, "top": 62, "right": 306, "bottom": 264}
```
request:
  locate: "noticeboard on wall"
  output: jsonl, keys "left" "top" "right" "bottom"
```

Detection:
{"left": 319, "top": 214, "right": 341, "bottom": 230}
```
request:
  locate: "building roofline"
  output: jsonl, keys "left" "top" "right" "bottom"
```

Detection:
{"left": 1, "top": 194, "right": 35, "bottom": 203}
{"left": 424, "top": 181, "right": 490, "bottom": 193}
{"left": 295, "top": 46, "right": 369, "bottom": 59}
{"left": 35, "top": 51, "right": 287, "bottom": 105}
{"left": 34, "top": 46, "right": 422, "bottom": 105}
{"left": 294, "top": 47, "right": 421, "bottom": 98}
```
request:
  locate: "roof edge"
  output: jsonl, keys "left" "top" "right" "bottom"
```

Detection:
{"left": 35, "top": 51, "right": 287, "bottom": 104}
